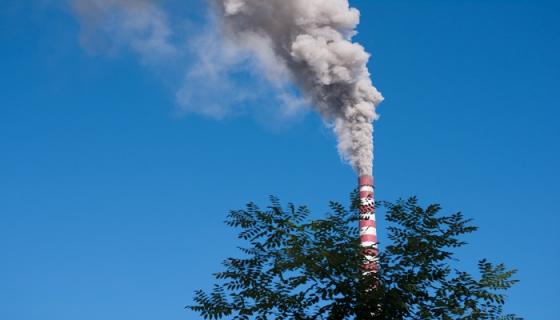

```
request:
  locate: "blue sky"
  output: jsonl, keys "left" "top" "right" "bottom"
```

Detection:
{"left": 1, "top": 0, "right": 559, "bottom": 319}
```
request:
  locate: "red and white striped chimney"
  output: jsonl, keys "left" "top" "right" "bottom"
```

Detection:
{"left": 358, "top": 175, "right": 378, "bottom": 272}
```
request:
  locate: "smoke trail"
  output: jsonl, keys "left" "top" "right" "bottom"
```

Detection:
{"left": 69, "top": 0, "right": 383, "bottom": 175}
{"left": 208, "top": 0, "right": 383, "bottom": 175}
{"left": 70, "top": 0, "right": 177, "bottom": 64}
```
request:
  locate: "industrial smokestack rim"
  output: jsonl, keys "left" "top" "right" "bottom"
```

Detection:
{"left": 358, "top": 175, "right": 373, "bottom": 186}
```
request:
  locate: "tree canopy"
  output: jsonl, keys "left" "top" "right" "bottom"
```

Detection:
{"left": 188, "top": 192, "right": 520, "bottom": 319}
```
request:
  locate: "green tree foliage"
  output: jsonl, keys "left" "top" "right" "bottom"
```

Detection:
{"left": 188, "top": 193, "right": 520, "bottom": 319}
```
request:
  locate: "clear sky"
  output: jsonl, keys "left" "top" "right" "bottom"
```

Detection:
{"left": 1, "top": 0, "right": 558, "bottom": 319}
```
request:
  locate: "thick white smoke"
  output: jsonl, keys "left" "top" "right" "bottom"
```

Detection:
{"left": 69, "top": 0, "right": 383, "bottom": 175}
{"left": 209, "top": 0, "right": 383, "bottom": 175}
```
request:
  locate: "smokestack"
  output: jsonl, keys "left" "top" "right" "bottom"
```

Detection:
{"left": 359, "top": 175, "right": 377, "bottom": 272}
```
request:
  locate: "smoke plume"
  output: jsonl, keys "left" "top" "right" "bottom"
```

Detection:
{"left": 69, "top": 0, "right": 383, "bottom": 175}
{"left": 70, "top": 0, "right": 177, "bottom": 64}
{"left": 208, "top": 0, "right": 383, "bottom": 175}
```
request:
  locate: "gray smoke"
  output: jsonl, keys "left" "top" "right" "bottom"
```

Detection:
{"left": 70, "top": 0, "right": 177, "bottom": 64}
{"left": 69, "top": 0, "right": 383, "bottom": 175}
{"left": 208, "top": 0, "right": 383, "bottom": 175}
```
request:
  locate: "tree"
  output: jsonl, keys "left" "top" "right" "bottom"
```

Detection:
{"left": 188, "top": 192, "right": 520, "bottom": 319}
